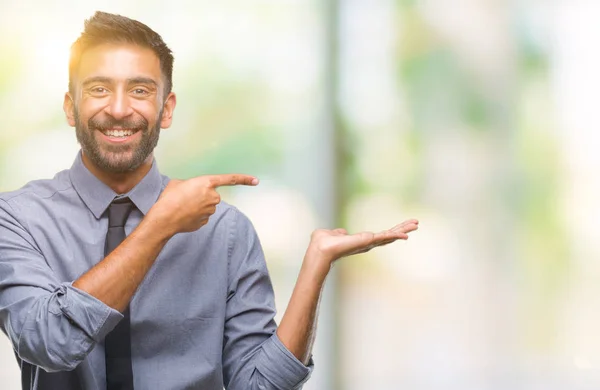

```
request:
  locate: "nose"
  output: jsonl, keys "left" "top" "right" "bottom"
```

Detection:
{"left": 104, "top": 90, "right": 134, "bottom": 120}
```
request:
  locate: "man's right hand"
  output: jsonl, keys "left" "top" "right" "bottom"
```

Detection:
{"left": 150, "top": 174, "right": 259, "bottom": 236}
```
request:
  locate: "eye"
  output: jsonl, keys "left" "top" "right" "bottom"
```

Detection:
{"left": 90, "top": 87, "right": 109, "bottom": 95}
{"left": 132, "top": 88, "right": 150, "bottom": 96}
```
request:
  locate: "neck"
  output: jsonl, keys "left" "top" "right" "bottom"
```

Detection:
{"left": 81, "top": 152, "right": 153, "bottom": 194}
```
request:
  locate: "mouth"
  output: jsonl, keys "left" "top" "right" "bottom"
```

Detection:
{"left": 98, "top": 128, "right": 141, "bottom": 143}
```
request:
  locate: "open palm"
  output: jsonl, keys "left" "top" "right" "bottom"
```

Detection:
{"left": 310, "top": 219, "right": 419, "bottom": 263}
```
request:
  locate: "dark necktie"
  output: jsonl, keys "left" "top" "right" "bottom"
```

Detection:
{"left": 104, "top": 197, "right": 135, "bottom": 390}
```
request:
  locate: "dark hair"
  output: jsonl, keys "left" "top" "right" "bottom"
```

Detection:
{"left": 69, "top": 11, "right": 174, "bottom": 96}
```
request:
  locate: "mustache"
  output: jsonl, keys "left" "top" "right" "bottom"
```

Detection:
{"left": 88, "top": 116, "right": 148, "bottom": 131}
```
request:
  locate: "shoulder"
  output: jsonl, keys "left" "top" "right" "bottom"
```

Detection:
{"left": 0, "top": 169, "right": 73, "bottom": 216}
{"left": 214, "top": 201, "right": 256, "bottom": 233}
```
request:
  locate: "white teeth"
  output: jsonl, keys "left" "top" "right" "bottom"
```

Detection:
{"left": 105, "top": 130, "right": 134, "bottom": 138}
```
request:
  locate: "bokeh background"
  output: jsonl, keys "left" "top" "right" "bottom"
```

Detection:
{"left": 1, "top": 0, "right": 600, "bottom": 389}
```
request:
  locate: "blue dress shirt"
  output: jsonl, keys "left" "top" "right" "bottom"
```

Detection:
{"left": 0, "top": 152, "right": 313, "bottom": 389}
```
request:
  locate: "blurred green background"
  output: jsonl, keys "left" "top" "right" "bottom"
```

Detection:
{"left": 1, "top": 1, "right": 599, "bottom": 389}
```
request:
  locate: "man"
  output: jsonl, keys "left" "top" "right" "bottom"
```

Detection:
{"left": 0, "top": 11, "right": 419, "bottom": 390}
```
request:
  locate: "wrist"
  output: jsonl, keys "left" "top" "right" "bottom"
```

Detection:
{"left": 301, "top": 246, "right": 334, "bottom": 283}
{"left": 144, "top": 207, "right": 177, "bottom": 241}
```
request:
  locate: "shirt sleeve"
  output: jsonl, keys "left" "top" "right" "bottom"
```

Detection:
{"left": 222, "top": 207, "right": 313, "bottom": 390}
{"left": 0, "top": 199, "right": 123, "bottom": 372}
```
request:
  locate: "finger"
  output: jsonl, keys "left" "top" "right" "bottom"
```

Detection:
{"left": 373, "top": 230, "right": 408, "bottom": 243}
{"left": 352, "top": 235, "right": 401, "bottom": 255}
{"left": 349, "top": 231, "right": 390, "bottom": 250}
{"left": 396, "top": 219, "right": 419, "bottom": 228}
{"left": 339, "top": 230, "right": 407, "bottom": 258}
{"left": 333, "top": 228, "right": 347, "bottom": 235}
{"left": 204, "top": 174, "right": 259, "bottom": 188}
{"left": 391, "top": 222, "right": 418, "bottom": 234}
{"left": 356, "top": 234, "right": 408, "bottom": 256}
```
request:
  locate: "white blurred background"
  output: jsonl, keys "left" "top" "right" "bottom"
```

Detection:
{"left": 1, "top": 0, "right": 600, "bottom": 389}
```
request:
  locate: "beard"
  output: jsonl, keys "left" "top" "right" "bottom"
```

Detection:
{"left": 74, "top": 107, "right": 162, "bottom": 174}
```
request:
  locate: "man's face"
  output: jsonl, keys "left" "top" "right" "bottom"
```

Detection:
{"left": 65, "top": 43, "right": 175, "bottom": 173}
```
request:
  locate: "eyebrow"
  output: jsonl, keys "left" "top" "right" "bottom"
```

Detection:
{"left": 81, "top": 76, "right": 158, "bottom": 88}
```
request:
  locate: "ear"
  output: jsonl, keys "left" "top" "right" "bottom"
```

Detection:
{"left": 160, "top": 92, "right": 177, "bottom": 129}
{"left": 63, "top": 93, "right": 76, "bottom": 127}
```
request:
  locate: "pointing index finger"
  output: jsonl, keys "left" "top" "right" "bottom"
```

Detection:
{"left": 206, "top": 174, "right": 259, "bottom": 188}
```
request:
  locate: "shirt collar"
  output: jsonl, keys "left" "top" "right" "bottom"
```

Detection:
{"left": 69, "top": 151, "right": 164, "bottom": 219}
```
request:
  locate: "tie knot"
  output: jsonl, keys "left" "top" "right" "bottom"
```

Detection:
{"left": 108, "top": 197, "right": 134, "bottom": 228}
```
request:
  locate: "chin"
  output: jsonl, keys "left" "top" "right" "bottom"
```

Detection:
{"left": 99, "top": 154, "right": 139, "bottom": 172}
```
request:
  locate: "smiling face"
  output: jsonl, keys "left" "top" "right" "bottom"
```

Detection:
{"left": 64, "top": 43, "right": 176, "bottom": 174}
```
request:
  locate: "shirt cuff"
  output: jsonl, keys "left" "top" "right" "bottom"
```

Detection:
{"left": 256, "top": 333, "right": 314, "bottom": 389}
{"left": 57, "top": 283, "right": 124, "bottom": 342}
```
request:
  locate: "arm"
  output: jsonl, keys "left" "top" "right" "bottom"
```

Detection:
{"left": 72, "top": 212, "right": 172, "bottom": 312}
{"left": 0, "top": 174, "right": 257, "bottom": 372}
{"left": 0, "top": 200, "right": 172, "bottom": 371}
{"left": 276, "top": 221, "right": 419, "bottom": 364}
{"left": 222, "top": 213, "right": 418, "bottom": 389}
{"left": 0, "top": 199, "right": 123, "bottom": 371}
{"left": 73, "top": 174, "right": 257, "bottom": 312}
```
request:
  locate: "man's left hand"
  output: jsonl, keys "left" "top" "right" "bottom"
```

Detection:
{"left": 306, "top": 219, "right": 419, "bottom": 273}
